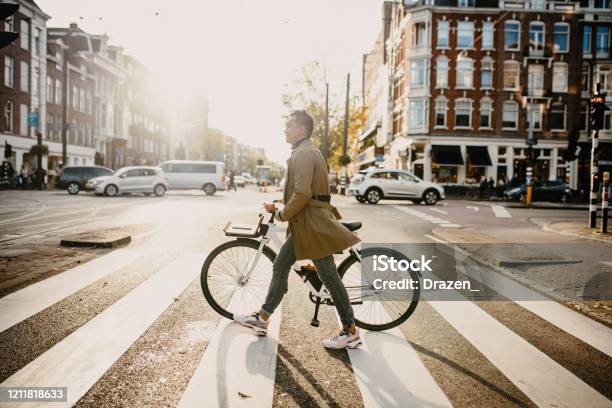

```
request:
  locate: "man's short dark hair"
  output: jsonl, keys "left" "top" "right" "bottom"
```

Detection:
{"left": 290, "top": 110, "right": 314, "bottom": 138}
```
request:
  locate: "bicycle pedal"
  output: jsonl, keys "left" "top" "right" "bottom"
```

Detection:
{"left": 310, "top": 319, "right": 320, "bottom": 327}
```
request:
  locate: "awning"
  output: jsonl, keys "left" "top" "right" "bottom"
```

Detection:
{"left": 431, "top": 145, "right": 464, "bottom": 166}
{"left": 466, "top": 146, "right": 492, "bottom": 166}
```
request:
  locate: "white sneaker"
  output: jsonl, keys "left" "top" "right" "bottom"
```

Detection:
{"left": 323, "top": 329, "right": 362, "bottom": 349}
{"left": 233, "top": 312, "right": 269, "bottom": 336}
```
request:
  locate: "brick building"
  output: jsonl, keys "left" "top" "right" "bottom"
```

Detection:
{"left": 46, "top": 35, "right": 96, "bottom": 172}
{"left": 0, "top": 0, "right": 49, "bottom": 171}
{"left": 377, "top": 0, "right": 611, "bottom": 189}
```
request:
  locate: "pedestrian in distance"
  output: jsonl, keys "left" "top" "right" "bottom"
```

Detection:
{"left": 233, "top": 110, "right": 362, "bottom": 350}
{"left": 228, "top": 171, "right": 237, "bottom": 192}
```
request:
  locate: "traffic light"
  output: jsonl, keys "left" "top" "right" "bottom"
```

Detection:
{"left": 590, "top": 93, "right": 610, "bottom": 131}
{"left": 4, "top": 140, "right": 13, "bottom": 158}
{"left": 0, "top": 2, "right": 19, "bottom": 49}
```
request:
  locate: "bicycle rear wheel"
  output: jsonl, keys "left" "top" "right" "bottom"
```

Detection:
{"left": 201, "top": 239, "right": 276, "bottom": 320}
{"left": 338, "top": 247, "right": 420, "bottom": 331}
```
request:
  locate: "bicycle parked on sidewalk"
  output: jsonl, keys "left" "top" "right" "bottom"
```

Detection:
{"left": 200, "top": 207, "right": 421, "bottom": 331}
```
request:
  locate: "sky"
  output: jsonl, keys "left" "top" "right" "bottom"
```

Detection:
{"left": 36, "top": 0, "right": 383, "bottom": 163}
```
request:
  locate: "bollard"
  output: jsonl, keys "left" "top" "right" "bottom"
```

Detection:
{"left": 602, "top": 172, "right": 609, "bottom": 234}
{"left": 525, "top": 166, "right": 533, "bottom": 208}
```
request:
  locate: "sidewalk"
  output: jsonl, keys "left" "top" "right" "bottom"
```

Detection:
{"left": 431, "top": 227, "right": 612, "bottom": 327}
{"left": 532, "top": 219, "right": 612, "bottom": 244}
{"left": 503, "top": 202, "right": 588, "bottom": 210}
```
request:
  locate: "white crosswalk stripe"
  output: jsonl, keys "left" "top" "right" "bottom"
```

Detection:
{"left": 393, "top": 205, "right": 462, "bottom": 228}
{"left": 0, "top": 253, "right": 205, "bottom": 408}
{"left": 0, "top": 249, "right": 141, "bottom": 332}
{"left": 491, "top": 204, "right": 512, "bottom": 218}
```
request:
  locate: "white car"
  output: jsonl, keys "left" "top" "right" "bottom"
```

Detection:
{"left": 87, "top": 166, "right": 168, "bottom": 197}
{"left": 159, "top": 160, "right": 225, "bottom": 195}
{"left": 348, "top": 168, "right": 445, "bottom": 205}
{"left": 233, "top": 175, "right": 246, "bottom": 187}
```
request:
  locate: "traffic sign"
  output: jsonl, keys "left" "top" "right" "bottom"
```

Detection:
{"left": 28, "top": 112, "right": 38, "bottom": 128}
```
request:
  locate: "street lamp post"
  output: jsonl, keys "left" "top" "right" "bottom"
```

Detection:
{"left": 525, "top": 105, "right": 536, "bottom": 207}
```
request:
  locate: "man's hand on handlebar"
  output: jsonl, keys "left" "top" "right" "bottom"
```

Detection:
{"left": 263, "top": 202, "right": 276, "bottom": 213}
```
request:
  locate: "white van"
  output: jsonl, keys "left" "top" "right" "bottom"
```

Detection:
{"left": 158, "top": 160, "right": 225, "bottom": 195}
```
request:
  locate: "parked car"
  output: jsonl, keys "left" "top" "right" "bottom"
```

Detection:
{"left": 234, "top": 175, "right": 246, "bottom": 187}
{"left": 86, "top": 166, "right": 168, "bottom": 197}
{"left": 347, "top": 168, "right": 445, "bottom": 205}
{"left": 505, "top": 179, "right": 569, "bottom": 202}
{"left": 241, "top": 173, "right": 256, "bottom": 184}
{"left": 55, "top": 166, "right": 113, "bottom": 194}
{"left": 159, "top": 160, "right": 225, "bottom": 195}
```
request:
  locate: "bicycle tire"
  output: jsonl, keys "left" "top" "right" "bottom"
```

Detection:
{"left": 465, "top": 190, "right": 478, "bottom": 201}
{"left": 201, "top": 238, "right": 277, "bottom": 320}
{"left": 338, "top": 247, "right": 420, "bottom": 331}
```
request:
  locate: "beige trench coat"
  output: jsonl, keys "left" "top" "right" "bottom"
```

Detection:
{"left": 278, "top": 138, "right": 360, "bottom": 261}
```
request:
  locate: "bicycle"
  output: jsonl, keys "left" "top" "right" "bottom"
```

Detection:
{"left": 200, "top": 207, "right": 421, "bottom": 331}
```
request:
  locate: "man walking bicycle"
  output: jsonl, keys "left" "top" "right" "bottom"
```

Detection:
{"left": 234, "top": 110, "right": 362, "bottom": 349}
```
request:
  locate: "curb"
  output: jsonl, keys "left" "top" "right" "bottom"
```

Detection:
{"left": 498, "top": 259, "right": 582, "bottom": 267}
{"left": 60, "top": 234, "right": 131, "bottom": 249}
{"left": 539, "top": 221, "right": 612, "bottom": 244}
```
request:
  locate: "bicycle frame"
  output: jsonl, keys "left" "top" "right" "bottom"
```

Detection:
{"left": 241, "top": 209, "right": 361, "bottom": 301}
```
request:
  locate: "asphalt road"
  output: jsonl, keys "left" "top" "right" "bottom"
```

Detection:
{"left": 0, "top": 188, "right": 610, "bottom": 408}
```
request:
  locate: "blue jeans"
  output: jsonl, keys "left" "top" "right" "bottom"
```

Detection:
{"left": 260, "top": 236, "right": 355, "bottom": 328}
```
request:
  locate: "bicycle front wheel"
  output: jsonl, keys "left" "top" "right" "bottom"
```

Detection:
{"left": 338, "top": 247, "right": 420, "bottom": 331}
{"left": 201, "top": 239, "right": 276, "bottom": 320}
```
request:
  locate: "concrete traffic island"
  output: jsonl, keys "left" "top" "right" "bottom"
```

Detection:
{"left": 60, "top": 229, "right": 131, "bottom": 248}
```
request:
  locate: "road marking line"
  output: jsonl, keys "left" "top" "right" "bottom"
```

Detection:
{"left": 429, "top": 299, "right": 611, "bottom": 408}
{"left": 438, "top": 224, "right": 462, "bottom": 228}
{"left": 178, "top": 296, "right": 280, "bottom": 408}
{"left": 0, "top": 253, "right": 204, "bottom": 408}
{"left": 341, "top": 306, "right": 452, "bottom": 408}
{"left": 456, "top": 264, "right": 612, "bottom": 357}
{"left": 0, "top": 204, "right": 47, "bottom": 225}
{"left": 491, "top": 205, "right": 512, "bottom": 218}
{"left": 466, "top": 206, "right": 480, "bottom": 211}
{"left": 430, "top": 208, "right": 448, "bottom": 215}
{"left": 0, "top": 249, "right": 141, "bottom": 333}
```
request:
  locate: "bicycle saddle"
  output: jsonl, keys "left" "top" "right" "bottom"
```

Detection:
{"left": 342, "top": 221, "right": 362, "bottom": 232}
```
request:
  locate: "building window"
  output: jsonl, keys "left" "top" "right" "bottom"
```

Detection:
{"left": 21, "top": 65, "right": 34, "bottom": 97}
{"left": 552, "top": 63, "right": 568, "bottom": 93}
{"left": 412, "top": 22, "right": 427, "bottom": 48}
{"left": 479, "top": 97, "right": 493, "bottom": 129}
{"left": 5, "top": 16, "right": 14, "bottom": 32}
{"left": 457, "top": 21, "right": 474, "bottom": 49}
{"left": 459, "top": 0, "right": 475, "bottom": 6}
{"left": 594, "top": 0, "right": 611, "bottom": 8}
{"left": 481, "top": 58, "right": 494, "bottom": 89}
{"left": 554, "top": 23, "right": 569, "bottom": 53}
{"left": 19, "top": 104, "right": 28, "bottom": 136}
{"left": 482, "top": 22, "right": 494, "bottom": 50}
{"left": 55, "top": 79, "right": 62, "bottom": 104}
{"left": 20, "top": 20, "right": 29, "bottom": 50}
{"left": 502, "top": 101, "right": 518, "bottom": 129}
{"left": 86, "top": 91, "right": 92, "bottom": 114}
{"left": 437, "top": 20, "right": 449, "bottom": 48}
{"left": 550, "top": 103, "right": 566, "bottom": 131}
{"left": 596, "top": 65, "right": 611, "bottom": 92}
{"left": 529, "top": 22, "right": 545, "bottom": 56}
{"left": 33, "top": 28, "right": 40, "bottom": 57}
{"left": 455, "top": 99, "right": 472, "bottom": 128}
{"left": 435, "top": 97, "right": 448, "bottom": 128}
{"left": 581, "top": 64, "right": 590, "bottom": 92}
{"left": 596, "top": 26, "right": 610, "bottom": 58}
{"left": 530, "top": 0, "right": 546, "bottom": 9}
{"left": 409, "top": 99, "right": 425, "bottom": 129}
{"left": 580, "top": 102, "right": 587, "bottom": 131}
{"left": 436, "top": 56, "right": 448, "bottom": 88}
{"left": 457, "top": 58, "right": 474, "bottom": 89}
{"left": 410, "top": 59, "right": 426, "bottom": 88}
{"left": 583, "top": 26, "right": 592, "bottom": 55}
{"left": 503, "top": 60, "right": 520, "bottom": 90}
{"left": 79, "top": 89, "right": 85, "bottom": 112}
{"left": 504, "top": 21, "right": 520, "bottom": 51}
{"left": 72, "top": 86, "right": 78, "bottom": 109}
{"left": 527, "top": 104, "right": 542, "bottom": 130}
{"left": 4, "top": 56, "right": 14, "bottom": 88}
{"left": 3, "top": 101, "right": 13, "bottom": 133}
{"left": 528, "top": 64, "right": 544, "bottom": 95}
{"left": 46, "top": 76, "right": 53, "bottom": 101}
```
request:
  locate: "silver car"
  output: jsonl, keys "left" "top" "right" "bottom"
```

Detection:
{"left": 87, "top": 166, "right": 169, "bottom": 197}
